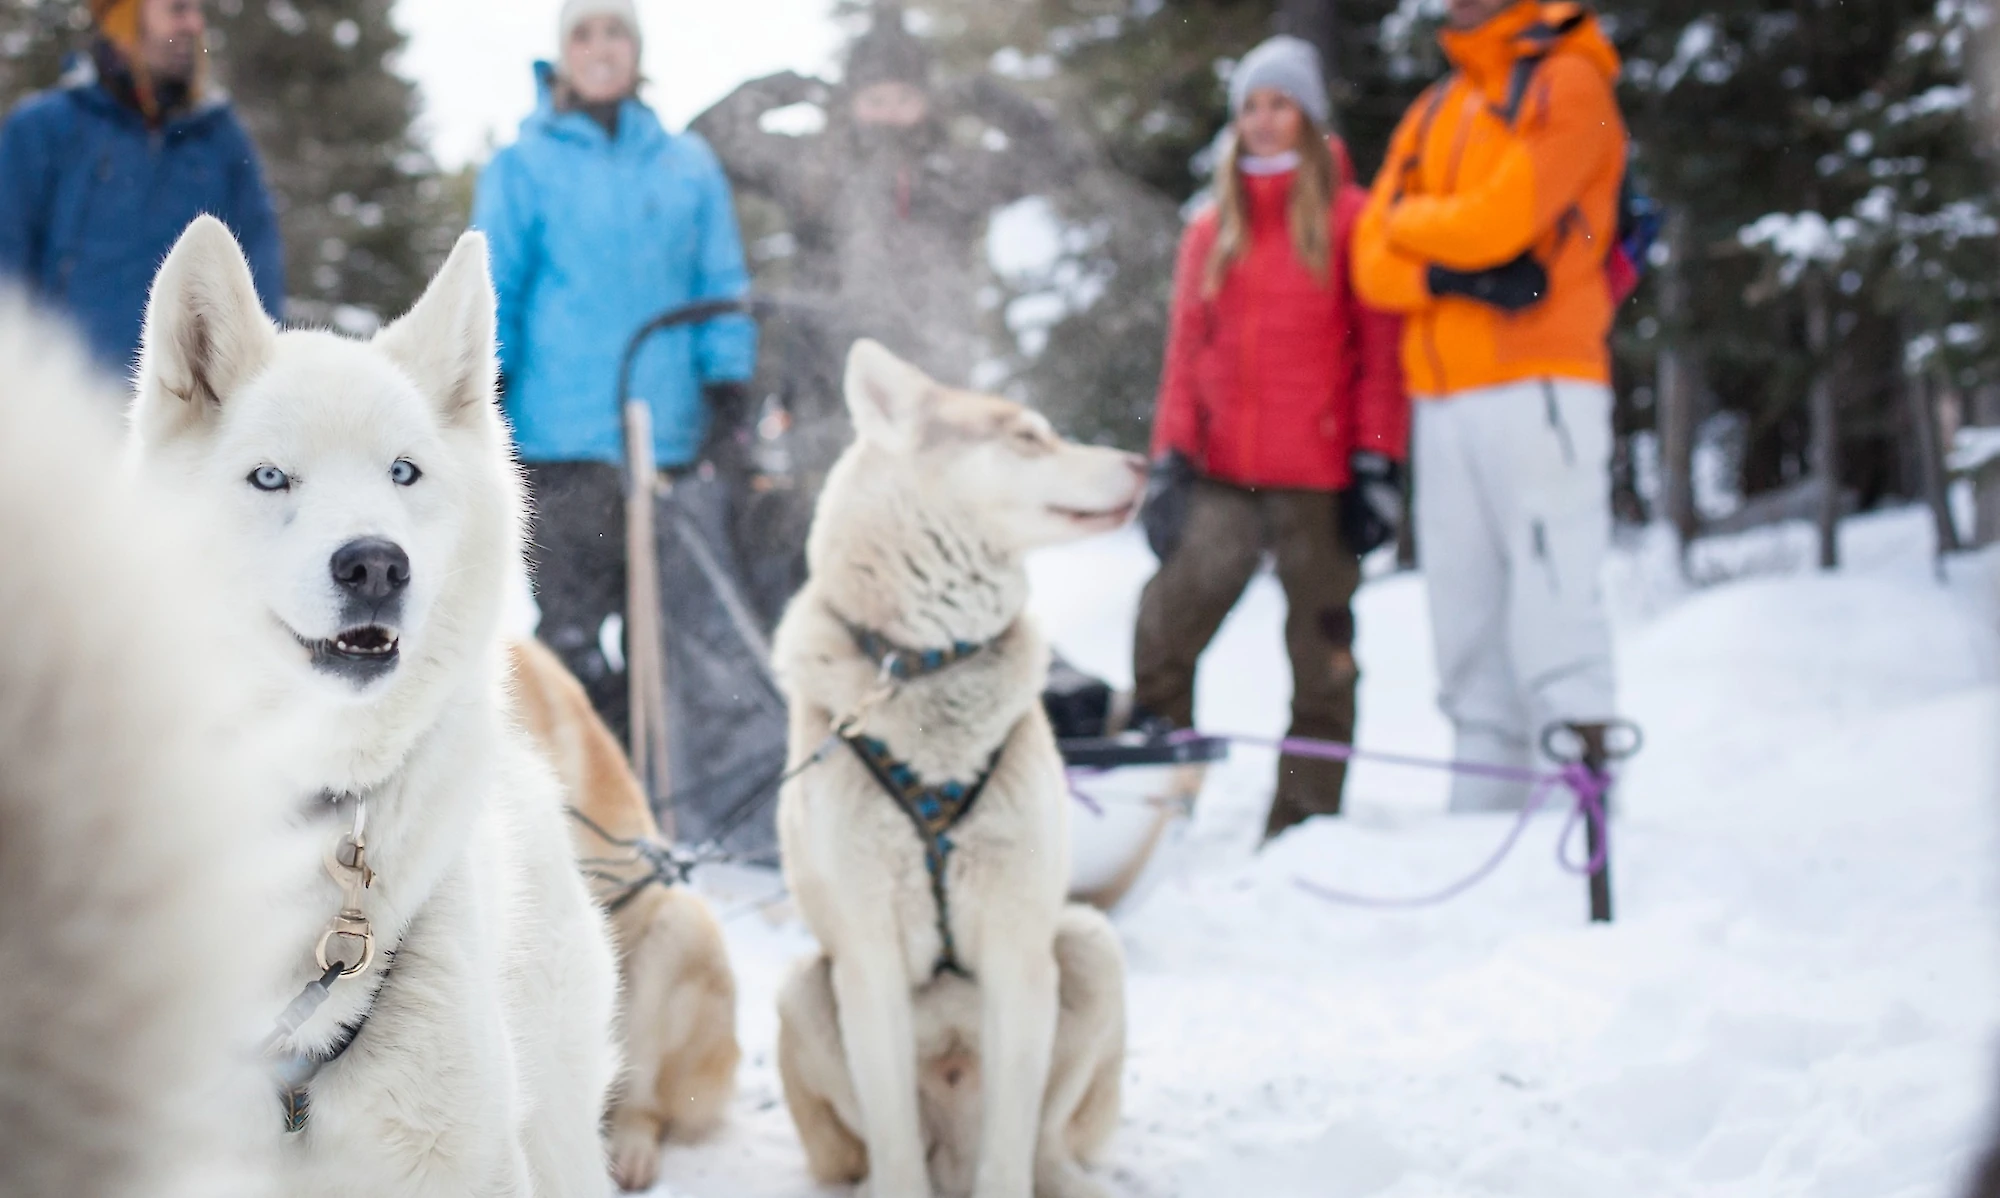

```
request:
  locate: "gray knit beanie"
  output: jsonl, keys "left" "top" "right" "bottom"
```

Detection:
{"left": 560, "top": 0, "right": 641, "bottom": 51}
{"left": 1228, "top": 36, "right": 1330, "bottom": 126}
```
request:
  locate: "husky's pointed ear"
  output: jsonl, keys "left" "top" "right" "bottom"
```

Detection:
{"left": 375, "top": 232, "right": 497, "bottom": 425}
{"left": 844, "top": 339, "right": 935, "bottom": 450}
{"left": 133, "top": 216, "right": 277, "bottom": 442}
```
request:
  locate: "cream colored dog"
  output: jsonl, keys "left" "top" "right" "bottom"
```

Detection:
{"left": 771, "top": 341, "right": 1141, "bottom": 1198}
{"left": 0, "top": 300, "right": 308, "bottom": 1198}
{"left": 508, "top": 637, "right": 741, "bottom": 1192}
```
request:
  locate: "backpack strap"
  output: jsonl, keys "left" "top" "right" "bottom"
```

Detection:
{"left": 1496, "top": 53, "right": 1544, "bottom": 126}
{"left": 1497, "top": 8, "right": 1592, "bottom": 125}
{"left": 1393, "top": 75, "right": 1457, "bottom": 203}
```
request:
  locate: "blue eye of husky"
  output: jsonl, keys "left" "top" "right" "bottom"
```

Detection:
{"left": 390, "top": 459, "right": 422, "bottom": 486}
{"left": 248, "top": 465, "right": 290, "bottom": 492}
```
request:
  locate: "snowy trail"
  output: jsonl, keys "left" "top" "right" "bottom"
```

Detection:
{"left": 649, "top": 510, "right": 2000, "bottom": 1198}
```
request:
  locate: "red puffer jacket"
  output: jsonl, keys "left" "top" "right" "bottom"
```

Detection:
{"left": 1151, "top": 143, "right": 1409, "bottom": 492}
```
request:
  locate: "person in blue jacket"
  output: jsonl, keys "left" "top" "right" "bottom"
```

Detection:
{"left": 475, "top": 0, "right": 758, "bottom": 746}
{"left": 0, "top": 0, "right": 284, "bottom": 377}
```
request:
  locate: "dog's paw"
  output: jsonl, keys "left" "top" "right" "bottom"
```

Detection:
{"left": 1034, "top": 1160, "right": 1110, "bottom": 1198}
{"left": 608, "top": 1122, "right": 664, "bottom": 1193}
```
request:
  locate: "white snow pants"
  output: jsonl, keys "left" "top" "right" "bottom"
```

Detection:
{"left": 1414, "top": 378, "right": 1618, "bottom": 813}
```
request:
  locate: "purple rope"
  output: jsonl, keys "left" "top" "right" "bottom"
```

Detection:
{"left": 1180, "top": 729, "right": 1555, "bottom": 786}
{"left": 1067, "top": 776, "right": 1106, "bottom": 818}
{"left": 1186, "top": 731, "right": 1615, "bottom": 910}
{"left": 1057, "top": 728, "right": 1614, "bottom": 909}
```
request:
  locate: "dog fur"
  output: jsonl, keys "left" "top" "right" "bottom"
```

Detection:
{"left": 0, "top": 299, "right": 311, "bottom": 1198}
{"left": 770, "top": 341, "right": 1142, "bottom": 1198}
{"left": 508, "top": 636, "right": 741, "bottom": 1191}
{"left": 127, "top": 216, "right": 619, "bottom": 1197}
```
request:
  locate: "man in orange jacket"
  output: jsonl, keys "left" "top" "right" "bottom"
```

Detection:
{"left": 1354, "top": 0, "right": 1628, "bottom": 811}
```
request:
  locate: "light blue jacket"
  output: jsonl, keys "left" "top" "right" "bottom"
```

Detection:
{"left": 474, "top": 64, "right": 756, "bottom": 467}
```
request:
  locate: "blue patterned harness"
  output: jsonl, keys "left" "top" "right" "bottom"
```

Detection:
{"left": 835, "top": 615, "right": 1010, "bottom": 979}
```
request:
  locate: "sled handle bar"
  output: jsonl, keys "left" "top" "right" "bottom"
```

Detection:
{"left": 615, "top": 293, "right": 841, "bottom": 410}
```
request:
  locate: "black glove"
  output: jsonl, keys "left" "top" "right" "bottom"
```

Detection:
{"left": 700, "top": 381, "right": 756, "bottom": 470}
{"left": 1140, "top": 451, "right": 1197, "bottom": 563}
{"left": 1337, "top": 451, "right": 1404, "bottom": 557}
{"left": 1427, "top": 252, "right": 1549, "bottom": 313}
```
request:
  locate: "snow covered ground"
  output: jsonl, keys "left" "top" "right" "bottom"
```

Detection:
{"left": 653, "top": 508, "right": 2000, "bottom": 1198}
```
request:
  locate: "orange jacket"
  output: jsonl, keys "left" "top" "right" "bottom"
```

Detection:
{"left": 1354, "top": 2, "right": 1627, "bottom": 398}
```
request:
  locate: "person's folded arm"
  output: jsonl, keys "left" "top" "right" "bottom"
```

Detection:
{"left": 1351, "top": 111, "right": 1436, "bottom": 314}
{"left": 1385, "top": 56, "right": 1621, "bottom": 272}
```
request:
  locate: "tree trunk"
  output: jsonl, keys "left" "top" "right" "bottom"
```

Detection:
{"left": 1655, "top": 210, "right": 1700, "bottom": 562}
{"left": 1906, "top": 367, "right": 1960, "bottom": 563}
{"left": 1274, "top": 0, "right": 1338, "bottom": 85}
{"left": 1979, "top": 461, "right": 2000, "bottom": 548}
{"left": 1805, "top": 271, "right": 1840, "bottom": 571}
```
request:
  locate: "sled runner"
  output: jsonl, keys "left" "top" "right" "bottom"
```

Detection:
{"left": 615, "top": 297, "right": 1228, "bottom": 899}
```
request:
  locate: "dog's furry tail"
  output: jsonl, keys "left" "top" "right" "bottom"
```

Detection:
{"left": 0, "top": 297, "right": 310, "bottom": 1198}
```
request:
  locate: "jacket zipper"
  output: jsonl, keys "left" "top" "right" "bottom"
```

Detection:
{"left": 1241, "top": 265, "right": 1261, "bottom": 477}
{"left": 1543, "top": 380, "right": 1576, "bottom": 466}
{"left": 1441, "top": 89, "right": 1476, "bottom": 193}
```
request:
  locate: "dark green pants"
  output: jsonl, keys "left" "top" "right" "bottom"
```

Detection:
{"left": 1132, "top": 479, "right": 1362, "bottom": 838}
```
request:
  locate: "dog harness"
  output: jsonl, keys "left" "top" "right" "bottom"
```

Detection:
{"left": 842, "top": 733, "right": 1003, "bottom": 979}
{"left": 834, "top": 614, "right": 1011, "bottom": 980}
{"left": 565, "top": 805, "right": 698, "bottom": 913}
{"left": 269, "top": 951, "right": 398, "bottom": 1133}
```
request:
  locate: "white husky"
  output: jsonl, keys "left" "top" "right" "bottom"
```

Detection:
{"left": 127, "top": 217, "right": 619, "bottom": 1197}
{"left": 0, "top": 300, "right": 308, "bottom": 1198}
{"left": 771, "top": 342, "right": 1142, "bottom": 1198}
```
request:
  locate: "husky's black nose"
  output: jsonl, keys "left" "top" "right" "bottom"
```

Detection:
{"left": 330, "top": 538, "right": 410, "bottom": 602}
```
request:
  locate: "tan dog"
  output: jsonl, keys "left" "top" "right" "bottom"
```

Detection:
{"left": 508, "top": 638, "right": 741, "bottom": 1192}
{"left": 771, "top": 341, "right": 1140, "bottom": 1198}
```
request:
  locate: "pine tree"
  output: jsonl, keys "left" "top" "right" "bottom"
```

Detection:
{"left": 1615, "top": 0, "right": 1998, "bottom": 527}
{"left": 209, "top": 0, "right": 453, "bottom": 325}
{"left": 0, "top": 0, "right": 81, "bottom": 107}
{"left": 0, "top": 0, "right": 456, "bottom": 327}
{"left": 869, "top": 1, "right": 1437, "bottom": 447}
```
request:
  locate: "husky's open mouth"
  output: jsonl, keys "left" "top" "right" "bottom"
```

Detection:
{"left": 291, "top": 623, "right": 402, "bottom": 683}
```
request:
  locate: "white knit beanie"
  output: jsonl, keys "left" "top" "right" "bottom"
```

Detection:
{"left": 560, "top": 0, "right": 642, "bottom": 51}
{"left": 1229, "top": 35, "right": 1330, "bottom": 126}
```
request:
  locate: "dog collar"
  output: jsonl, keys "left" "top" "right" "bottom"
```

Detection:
{"left": 832, "top": 609, "right": 1003, "bottom": 683}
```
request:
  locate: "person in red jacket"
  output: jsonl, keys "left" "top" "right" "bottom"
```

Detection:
{"left": 1134, "top": 35, "right": 1409, "bottom": 839}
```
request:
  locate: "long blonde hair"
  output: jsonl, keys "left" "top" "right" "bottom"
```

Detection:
{"left": 1203, "top": 124, "right": 1337, "bottom": 299}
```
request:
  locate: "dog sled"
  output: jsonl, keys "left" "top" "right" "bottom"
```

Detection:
{"left": 613, "top": 297, "right": 1226, "bottom": 906}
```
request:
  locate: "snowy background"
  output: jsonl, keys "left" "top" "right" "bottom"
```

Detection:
{"left": 645, "top": 510, "right": 2000, "bottom": 1198}
{"left": 385, "top": 6, "right": 2000, "bottom": 1193}
{"left": 398, "top": 0, "right": 843, "bottom": 167}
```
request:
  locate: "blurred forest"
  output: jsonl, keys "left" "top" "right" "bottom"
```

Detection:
{"left": 5, "top": 0, "right": 1998, "bottom": 557}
